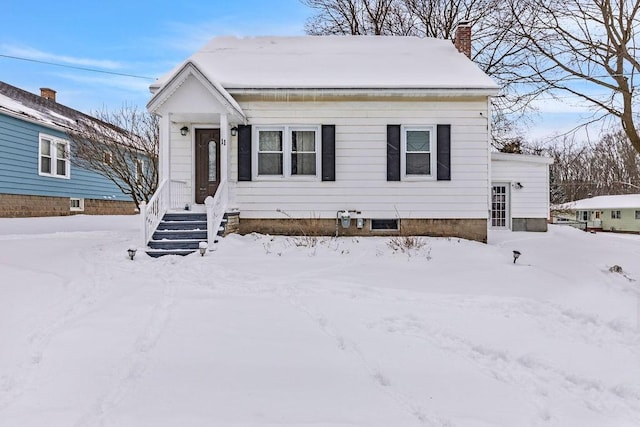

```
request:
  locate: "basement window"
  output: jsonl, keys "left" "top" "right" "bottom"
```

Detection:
{"left": 371, "top": 219, "right": 399, "bottom": 231}
{"left": 70, "top": 198, "right": 84, "bottom": 212}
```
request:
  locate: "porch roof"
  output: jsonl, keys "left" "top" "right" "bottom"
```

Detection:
{"left": 147, "top": 61, "right": 246, "bottom": 122}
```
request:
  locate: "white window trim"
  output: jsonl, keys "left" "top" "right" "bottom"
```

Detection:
{"left": 253, "top": 125, "right": 321, "bottom": 181}
{"left": 135, "top": 159, "right": 145, "bottom": 180}
{"left": 401, "top": 125, "right": 436, "bottom": 181}
{"left": 70, "top": 198, "right": 84, "bottom": 212}
{"left": 38, "top": 133, "right": 70, "bottom": 179}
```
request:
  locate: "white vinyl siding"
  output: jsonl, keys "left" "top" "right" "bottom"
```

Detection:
{"left": 490, "top": 155, "right": 551, "bottom": 220}
{"left": 228, "top": 98, "right": 490, "bottom": 219}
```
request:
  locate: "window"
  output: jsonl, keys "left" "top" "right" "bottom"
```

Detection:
{"left": 257, "top": 129, "right": 283, "bottom": 175}
{"left": 135, "top": 159, "right": 145, "bottom": 184}
{"left": 403, "top": 128, "right": 433, "bottom": 176}
{"left": 255, "top": 126, "right": 320, "bottom": 178}
{"left": 611, "top": 210, "right": 621, "bottom": 219}
{"left": 70, "top": 198, "right": 84, "bottom": 212}
{"left": 371, "top": 219, "right": 399, "bottom": 231}
{"left": 576, "top": 211, "right": 589, "bottom": 221}
{"left": 636, "top": 210, "right": 640, "bottom": 220}
{"left": 39, "top": 134, "right": 69, "bottom": 178}
{"left": 103, "top": 151, "right": 113, "bottom": 165}
{"left": 291, "top": 130, "right": 316, "bottom": 175}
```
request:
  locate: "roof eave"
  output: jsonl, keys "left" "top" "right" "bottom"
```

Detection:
{"left": 491, "top": 152, "right": 554, "bottom": 165}
{"left": 0, "top": 108, "right": 72, "bottom": 133}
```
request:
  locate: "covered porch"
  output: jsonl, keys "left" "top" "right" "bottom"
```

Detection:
{"left": 142, "top": 61, "right": 246, "bottom": 250}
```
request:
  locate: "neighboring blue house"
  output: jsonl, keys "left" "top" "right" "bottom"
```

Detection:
{"left": 0, "top": 82, "right": 135, "bottom": 217}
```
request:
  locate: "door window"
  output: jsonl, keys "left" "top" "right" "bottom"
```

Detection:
{"left": 208, "top": 140, "right": 217, "bottom": 182}
{"left": 491, "top": 185, "right": 508, "bottom": 228}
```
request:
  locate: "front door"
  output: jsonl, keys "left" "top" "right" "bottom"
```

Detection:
{"left": 491, "top": 183, "right": 510, "bottom": 229}
{"left": 195, "top": 129, "right": 221, "bottom": 204}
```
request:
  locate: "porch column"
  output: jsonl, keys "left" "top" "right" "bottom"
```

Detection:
{"left": 159, "top": 114, "right": 171, "bottom": 183}
{"left": 220, "top": 113, "right": 228, "bottom": 183}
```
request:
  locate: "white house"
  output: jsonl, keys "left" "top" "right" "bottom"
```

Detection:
{"left": 143, "top": 31, "right": 552, "bottom": 255}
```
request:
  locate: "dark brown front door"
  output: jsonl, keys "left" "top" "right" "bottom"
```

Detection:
{"left": 195, "top": 129, "right": 221, "bottom": 204}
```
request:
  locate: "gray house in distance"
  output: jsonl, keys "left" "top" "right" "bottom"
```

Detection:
{"left": 0, "top": 82, "right": 135, "bottom": 217}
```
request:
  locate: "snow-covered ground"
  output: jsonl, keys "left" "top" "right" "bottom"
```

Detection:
{"left": 0, "top": 215, "right": 639, "bottom": 427}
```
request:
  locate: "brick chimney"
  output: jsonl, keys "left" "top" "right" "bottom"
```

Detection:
{"left": 40, "top": 88, "right": 56, "bottom": 102}
{"left": 454, "top": 21, "right": 472, "bottom": 58}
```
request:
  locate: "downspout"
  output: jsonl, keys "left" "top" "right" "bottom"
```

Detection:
{"left": 486, "top": 97, "right": 492, "bottom": 234}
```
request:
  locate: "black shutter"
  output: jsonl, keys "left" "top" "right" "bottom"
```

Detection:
{"left": 321, "top": 125, "right": 335, "bottom": 181}
{"left": 387, "top": 125, "right": 401, "bottom": 181}
{"left": 437, "top": 124, "right": 451, "bottom": 181}
{"left": 237, "top": 125, "right": 252, "bottom": 181}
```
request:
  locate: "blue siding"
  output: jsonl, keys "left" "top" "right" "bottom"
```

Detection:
{"left": 0, "top": 113, "right": 130, "bottom": 201}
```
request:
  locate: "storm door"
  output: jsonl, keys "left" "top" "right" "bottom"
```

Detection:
{"left": 195, "top": 129, "right": 221, "bottom": 204}
{"left": 491, "top": 184, "right": 510, "bottom": 229}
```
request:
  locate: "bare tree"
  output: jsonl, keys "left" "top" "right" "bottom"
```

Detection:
{"left": 545, "top": 129, "right": 640, "bottom": 203}
{"left": 303, "top": 0, "right": 397, "bottom": 35}
{"left": 67, "top": 107, "right": 159, "bottom": 207}
{"left": 510, "top": 0, "right": 640, "bottom": 154}
{"left": 301, "top": 0, "right": 537, "bottom": 148}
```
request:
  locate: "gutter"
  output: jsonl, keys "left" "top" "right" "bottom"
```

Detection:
{"left": 226, "top": 87, "right": 499, "bottom": 97}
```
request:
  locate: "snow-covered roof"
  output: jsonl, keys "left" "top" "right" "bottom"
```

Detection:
{"left": 1, "top": 81, "right": 133, "bottom": 144}
{"left": 0, "top": 81, "right": 84, "bottom": 131}
{"left": 151, "top": 36, "right": 499, "bottom": 92}
{"left": 491, "top": 152, "right": 553, "bottom": 164}
{"left": 561, "top": 194, "right": 640, "bottom": 210}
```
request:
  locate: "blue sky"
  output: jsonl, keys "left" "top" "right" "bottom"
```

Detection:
{"left": 0, "top": 0, "right": 595, "bottom": 142}
{"left": 0, "top": 0, "right": 310, "bottom": 111}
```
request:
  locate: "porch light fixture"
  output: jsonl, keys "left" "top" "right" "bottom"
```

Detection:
{"left": 513, "top": 250, "right": 521, "bottom": 263}
{"left": 127, "top": 247, "right": 137, "bottom": 260}
{"left": 180, "top": 126, "right": 189, "bottom": 136}
{"left": 514, "top": 182, "right": 523, "bottom": 189}
{"left": 230, "top": 126, "right": 238, "bottom": 137}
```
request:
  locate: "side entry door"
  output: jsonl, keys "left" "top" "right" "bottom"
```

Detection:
{"left": 491, "top": 183, "right": 510, "bottom": 229}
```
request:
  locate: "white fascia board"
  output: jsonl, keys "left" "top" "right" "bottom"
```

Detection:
{"left": 147, "top": 61, "right": 246, "bottom": 122}
{"left": 225, "top": 87, "right": 499, "bottom": 98}
{"left": 491, "top": 152, "right": 554, "bottom": 165}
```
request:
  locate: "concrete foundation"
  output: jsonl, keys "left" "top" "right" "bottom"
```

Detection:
{"left": 238, "top": 217, "right": 488, "bottom": 243}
